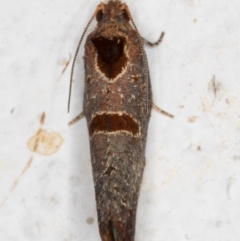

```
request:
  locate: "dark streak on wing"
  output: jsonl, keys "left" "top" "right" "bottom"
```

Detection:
{"left": 89, "top": 113, "right": 139, "bottom": 137}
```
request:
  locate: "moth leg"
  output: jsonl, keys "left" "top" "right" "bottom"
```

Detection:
{"left": 152, "top": 102, "right": 174, "bottom": 118}
{"left": 142, "top": 32, "right": 165, "bottom": 47}
{"left": 68, "top": 111, "right": 85, "bottom": 125}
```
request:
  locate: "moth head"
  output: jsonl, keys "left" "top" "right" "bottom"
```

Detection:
{"left": 96, "top": 1, "right": 130, "bottom": 23}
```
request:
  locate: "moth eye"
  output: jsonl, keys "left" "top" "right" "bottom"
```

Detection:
{"left": 122, "top": 9, "right": 130, "bottom": 21}
{"left": 96, "top": 9, "right": 103, "bottom": 22}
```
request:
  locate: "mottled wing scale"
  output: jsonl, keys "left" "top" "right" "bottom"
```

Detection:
{"left": 71, "top": 1, "right": 153, "bottom": 241}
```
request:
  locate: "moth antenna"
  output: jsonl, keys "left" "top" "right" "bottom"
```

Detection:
{"left": 68, "top": 7, "right": 99, "bottom": 113}
{"left": 124, "top": 5, "right": 150, "bottom": 117}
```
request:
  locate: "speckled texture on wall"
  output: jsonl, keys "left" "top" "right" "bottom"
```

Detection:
{"left": 0, "top": 0, "right": 240, "bottom": 240}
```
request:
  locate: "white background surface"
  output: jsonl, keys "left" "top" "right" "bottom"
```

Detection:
{"left": 1, "top": 0, "right": 240, "bottom": 240}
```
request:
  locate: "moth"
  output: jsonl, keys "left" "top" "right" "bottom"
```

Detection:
{"left": 68, "top": 0, "right": 171, "bottom": 240}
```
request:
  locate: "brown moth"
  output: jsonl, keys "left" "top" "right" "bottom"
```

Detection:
{"left": 69, "top": 0, "right": 168, "bottom": 240}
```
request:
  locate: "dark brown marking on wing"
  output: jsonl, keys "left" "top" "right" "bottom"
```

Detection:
{"left": 104, "top": 165, "right": 117, "bottom": 176}
{"left": 89, "top": 113, "right": 139, "bottom": 137}
{"left": 91, "top": 36, "right": 128, "bottom": 79}
{"left": 87, "top": 75, "right": 92, "bottom": 83}
{"left": 133, "top": 76, "right": 139, "bottom": 82}
{"left": 102, "top": 221, "right": 115, "bottom": 241}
